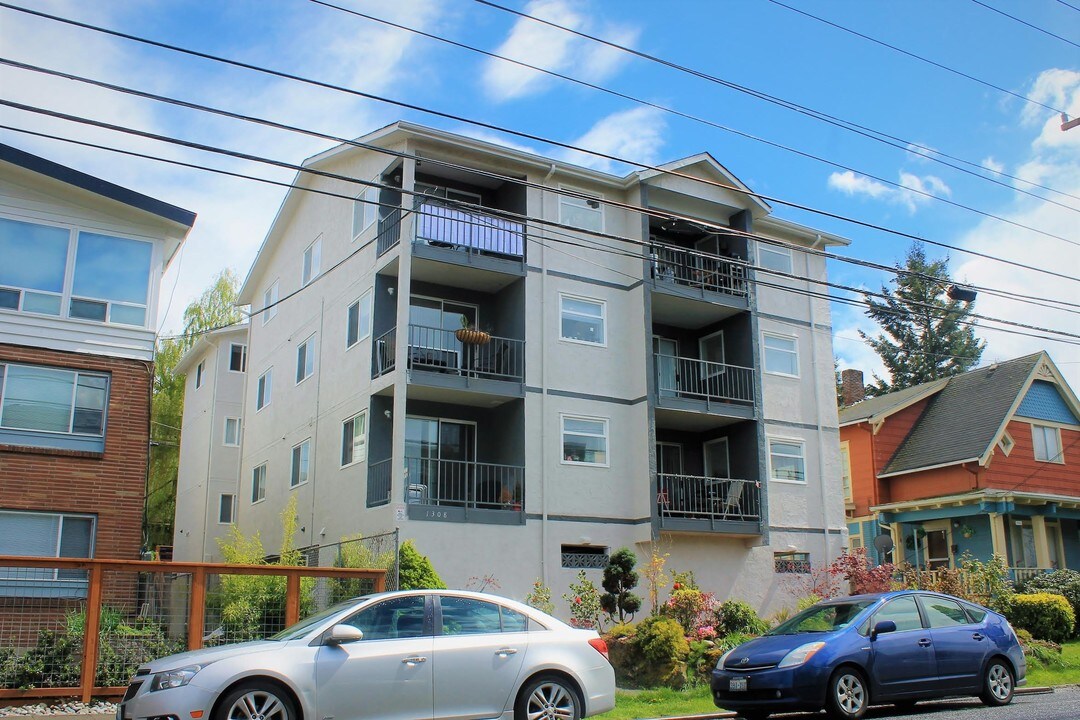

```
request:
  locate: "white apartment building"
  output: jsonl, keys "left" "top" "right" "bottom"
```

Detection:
{"left": 173, "top": 325, "right": 248, "bottom": 562}
{"left": 177, "top": 121, "right": 849, "bottom": 612}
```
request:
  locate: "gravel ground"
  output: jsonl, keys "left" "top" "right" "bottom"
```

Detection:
{"left": 0, "top": 702, "right": 116, "bottom": 717}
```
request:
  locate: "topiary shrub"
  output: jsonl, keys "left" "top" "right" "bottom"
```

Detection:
{"left": 1019, "top": 570, "right": 1080, "bottom": 637}
{"left": 1006, "top": 592, "right": 1076, "bottom": 643}
{"left": 397, "top": 540, "right": 447, "bottom": 590}
{"left": 600, "top": 548, "right": 642, "bottom": 624}
{"left": 717, "top": 599, "right": 768, "bottom": 636}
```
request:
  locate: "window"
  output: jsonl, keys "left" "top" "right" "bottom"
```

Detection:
{"left": 341, "top": 411, "right": 367, "bottom": 466}
{"left": 440, "top": 596, "right": 508, "bottom": 636}
{"left": 346, "top": 291, "right": 372, "bottom": 348}
{"left": 559, "top": 188, "right": 603, "bottom": 232}
{"left": 840, "top": 441, "right": 853, "bottom": 503}
{"left": 296, "top": 335, "right": 315, "bottom": 384}
{"left": 774, "top": 552, "right": 811, "bottom": 573}
{"left": 352, "top": 185, "right": 379, "bottom": 240}
{"left": 194, "top": 361, "right": 205, "bottom": 389}
{"left": 560, "top": 295, "right": 605, "bottom": 345}
{"left": 769, "top": 438, "right": 806, "bottom": 483}
{"left": 263, "top": 282, "right": 279, "bottom": 324}
{"left": 763, "top": 333, "right": 799, "bottom": 377}
{"left": 873, "top": 596, "right": 922, "bottom": 633}
{"left": 919, "top": 596, "right": 969, "bottom": 628}
{"left": 0, "top": 217, "right": 69, "bottom": 316}
{"left": 1032, "top": 424, "right": 1063, "bottom": 463}
{"left": 256, "top": 369, "right": 272, "bottom": 411}
{"left": 229, "top": 344, "right": 247, "bottom": 373}
{"left": 0, "top": 364, "right": 108, "bottom": 437}
{"left": 561, "top": 544, "right": 609, "bottom": 569}
{"left": 251, "top": 463, "right": 267, "bottom": 503}
{"left": 961, "top": 601, "right": 987, "bottom": 623}
{"left": 0, "top": 510, "right": 95, "bottom": 593}
{"left": 341, "top": 595, "right": 427, "bottom": 640}
{"left": 998, "top": 431, "right": 1015, "bottom": 456}
{"left": 291, "top": 440, "right": 311, "bottom": 487}
{"left": 224, "top": 417, "right": 242, "bottom": 447}
{"left": 302, "top": 238, "right": 321, "bottom": 286}
{"left": 218, "top": 494, "right": 236, "bottom": 524}
{"left": 561, "top": 415, "right": 608, "bottom": 466}
{"left": 758, "top": 243, "right": 793, "bottom": 274}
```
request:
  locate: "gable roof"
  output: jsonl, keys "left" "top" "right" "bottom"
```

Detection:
{"left": 838, "top": 378, "right": 947, "bottom": 426}
{"left": 880, "top": 354, "right": 1043, "bottom": 477}
{"left": 174, "top": 325, "right": 249, "bottom": 375}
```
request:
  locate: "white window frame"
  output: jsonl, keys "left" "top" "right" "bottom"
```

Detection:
{"left": 352, "top": 183, "right": 379, "bottom": 240}
{"left": 256, "top": 369, "right": 272, "bottom": 411}
{"left": 558, "top": 186, "right": 604, "bottom": 232}
{"left": 251, "top": 463, "right": 267, "bottom": 504}
{"left": 1031, "top": 423, "right": 1064, "bottom": 464}
{"left": 223, "top": 417, "right": 242, "bottom": 447}
{"left": 195, "top": 360, "right": 205, "bottom": 389}
{"left": 262, "top": 281, "right": 279, "bottom": 325}
{"left": 763, "top": 331, "right": 800, "bottom": 378}
{"left": 997, "top": 431, "right": 1015, "bottom": 457}
{"left": 296, "top": 334, "right": 316, "bottom": 385}
{"left": 559, "top": 293, "right": 607, "bottom": 347}
{"left": 341, "top": 410, "right": 368, "bottom": 467}
{"left": 291, "top": 439, "right": 311, "bottom": 488}
{"left": 768, "top": 437, "right": 807, "bottom": 484}
{"left": 758, "top": 243, "right": 793, "bottom": 274}
{"left": 302, "top": 238, "right": 322, "bottom": 287}
{"left": 228, "top": 343, "right": 247, "bottom": 373}
{"left": 699, "top": 330, "right": 726, "bottom": 379}
{"left": 840, "top": 440, "right": 853, "bottom": 503}
{"left": 560, "top": 413, "right": 610, "bottom": 467}
{"left": 218, "top": 494, "right": 236, "bottom": 524}
{"left": 346, "top": 290, "right": 373, "bottom": 349}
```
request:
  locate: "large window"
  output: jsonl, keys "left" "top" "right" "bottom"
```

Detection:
{"left": 346, "top": 291, "right": 372, "bottom": 348}
{"left": 291, "top": 440, "right": 311, "bottom": 487}
{"left": 256, "top": 369, "right": 272, "bottom": 411}
{"left": 763, "top": 332, "right": 799, "bottom": 377}
{"left": 560, "top": 294, "right": 606, "bottom": 345}
{"left": 1031, "top": 424, "right": 1063, "bottom": 463}
{"left": 296, "top": 335, "right": 316, "bottom": 384}
{"left": 251, "top": 463, "right": 267, "bottom": 503}
{"left": 0, "top": 364, "right": 108, "bottom": 437}
{"left": 342, "top": 411, "right": 367, "bottom": 466}
{"left": 0, "top": 510, "right": 95, "bottom": 594}
{"left": 263, "top": 282, "right": 279, "bottom": 324}
{"left": 758, "top": 243, "right": 793, "bottom": 274}
{"left": 769, "top": 438, "right": 806, "bottom": 483}
{"left": 0, "top": 217, "right": 153, "bottom": 327}
{"left": 561, "top": 414, "right": 608, "bottom": 466}
{"left": 559, "top": 188, "right": 603, "bottom": 232}
{"left": 302, "top": 238, "right": 321, "bottom": 286}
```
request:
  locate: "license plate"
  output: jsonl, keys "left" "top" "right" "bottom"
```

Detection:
{"left": 729, "top": 677, "right": 748, "bottom": 692}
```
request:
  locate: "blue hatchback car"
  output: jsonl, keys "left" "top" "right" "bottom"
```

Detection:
{"left": 711, "top": 590, "right": 1025, "bottom": 720}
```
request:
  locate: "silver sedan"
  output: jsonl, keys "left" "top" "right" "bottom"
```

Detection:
{"left": 118, "top": 589, "right": 616, "bottom": 720}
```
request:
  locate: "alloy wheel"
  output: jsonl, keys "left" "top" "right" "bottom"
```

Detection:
{"left": 226, "top": 690, "right": 290, "bottom": 720}
{"left": 525, "top": 681, "right": 577, "bottom": 720}
{"left": 834, "top": 672, "right": 866, "bottom": 716}
{"left": 988, "top": 663, "right": 1012, "bottom": 701}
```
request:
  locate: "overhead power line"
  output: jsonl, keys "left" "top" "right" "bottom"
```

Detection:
{"left": 970, "top": 0, "right": 1080, "bottom": 50}
{"left": 1056, "top": 0, "right": 1080, "bottom": 13}
{"left": 470, "top": 0, "right": 1079, "bottom": 204}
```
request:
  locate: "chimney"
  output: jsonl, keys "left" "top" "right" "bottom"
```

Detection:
{"left": 841, "top": 369, "right": 865, "bottom": 407}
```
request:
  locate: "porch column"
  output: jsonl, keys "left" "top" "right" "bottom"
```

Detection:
{"left": 988, "top": 513, "right": 1008, "bottom": 559}
{"left": 1031, "top": 515, "right": 1052, "bottom": 568}
{"left": 890, "top": 522, "right": 904, "bottom": 564}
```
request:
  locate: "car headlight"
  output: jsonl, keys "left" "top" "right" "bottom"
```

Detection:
{"left": 777, "top": 642, "right": 826, "bottom": 669}
{"left": 149, "top": 664, "right": 210, "bottom": 692}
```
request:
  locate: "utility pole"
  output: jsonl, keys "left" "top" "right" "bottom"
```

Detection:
{"left": 1062, "top": 113, "right": 1080, "bottom": 132}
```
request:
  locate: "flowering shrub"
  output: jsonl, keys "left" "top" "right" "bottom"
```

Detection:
{"left": 695, "top": 625, "right": 718, "bottom": 641}
{"left": 661, "top": 587, "right": 716, "bottom": 633}
{"left": 524, "top": 578, "right": 554, "bottom": 615}
{"left": 562, "top": 570, "right": 603, "bottom": 630}
{"left": 828, "top": 547, "right": 895, "bottom": 594}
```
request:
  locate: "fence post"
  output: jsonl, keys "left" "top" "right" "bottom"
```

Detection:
{"left": 79, "top": 563, "right": 104, "bottom": 702}
{"left": 285, "top": 572, "right": 301, "bottom": 626}
{"left": 188, "top": 567, "right": 207, "bottom": 651}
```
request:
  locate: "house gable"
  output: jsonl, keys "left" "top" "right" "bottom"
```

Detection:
{"left": 1015, "top": 380, "right": 1080, "bottom": 425}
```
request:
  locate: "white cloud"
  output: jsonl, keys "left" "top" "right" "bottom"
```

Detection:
{"left": 827, "top": 170, "right": 951, "bottom": 213}
{"left": 482, "top": 0, "right": 638, "bottom": 101}
{"left": 981, "top": 156, "right": 1005, "bottom": 174}
{"left": 827, "top": 171, "right": 891, "bottom": 199}
{"left": 905, "top": 142, "right": 939, "bottom": 162}
{"left": 557, "top": 106, "right": 666, "bottom": 173}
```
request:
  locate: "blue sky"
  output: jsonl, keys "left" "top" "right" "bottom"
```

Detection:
{"left": 1, "top": 0, "right": 1077, "bottom": 386}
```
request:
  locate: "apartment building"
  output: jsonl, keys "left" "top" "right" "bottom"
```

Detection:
{"left": 182, "top": 121, "right": 848, "bottom": 610}
{"left": 0, "top": 143, "right": 194, "bottom": 589}
{"left": 172, "top": 325, "right": 248, "bottom": 562}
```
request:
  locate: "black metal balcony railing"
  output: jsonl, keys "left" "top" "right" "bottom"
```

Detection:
{"left": 414, "top": 197, "right": 525, "bottom": 259}
{"left": 651, "top": 244, "right": 747, "bottom": 297}
{"left": 404, "top": 457, "right": 524, "bottom": 511}
{"left": 367, "top": 458, "right": 392, "bottom": 507}
{"left": 376, "top": 206, "right": 403, "bottom": 255}
{"left": 372, "top": 327, "right": 397, "bottom": 378}
{"left": 656, "top": 474, "right": 760, "bottom": 522}
{"left": 654, "top": 354, "right": 755, "bottom": 404}
{"left": 407, "top": 325, "right": 524, "bottom": 382}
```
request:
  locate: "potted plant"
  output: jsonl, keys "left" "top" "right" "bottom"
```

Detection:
{"left": 455, "top": 316, "right": 490, "bottom": 345}
{"left": 958, "top": 523, "right": 975, "bottom": 539}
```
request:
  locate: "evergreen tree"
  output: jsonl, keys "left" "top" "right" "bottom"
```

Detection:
{"left": 859, "top": 244, "right": 984, "bottom": 396}
{"left": 599, "top": 547, "right": 642, "bottom": 623}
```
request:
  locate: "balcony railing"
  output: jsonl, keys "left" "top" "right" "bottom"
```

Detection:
{"left": 367, "top": 458, "right": 392, "bottom": 507}
{"left": 654, "top": 354, "right": 755, "bottom": 405}
{"left": 656, "top": 474, "right": 761, "bottom": 523}
{"left": 404, "top": 457, "right": 524, "bottom": 511}
{"left": 414, "top": 197, "right": 525, "bottom": 259}
{"left": 407, "top": 325, "right": 524, "bottom": 383}
{"left": 376, "top": 205, "right": 403, "bottom": 255}
{"left": 650, "top": 243, "right": 747, "bottom": 297}
{"left": 372, "top": 327, "right": 396, "bottom": 378}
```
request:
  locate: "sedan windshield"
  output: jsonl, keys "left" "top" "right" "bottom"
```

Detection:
{"left": 768, "top": 599, "right": 876, "bottom": 635}
{"left": 270, "top": 597, "right": 369, "bottom": 641}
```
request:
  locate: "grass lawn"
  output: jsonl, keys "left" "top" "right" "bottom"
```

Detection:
{"left": 596, "top": 686, "right": 718, "bottom": 720}
{"left": 1026, "top": 639, "right": 1080, "bottom": 687}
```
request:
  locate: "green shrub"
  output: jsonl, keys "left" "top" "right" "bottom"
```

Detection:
{"left": 660, "top": 587, "right": 713, "bottom": 632}
{"left": 329, "top": 534, "right": 397, "bottom": 603}
{"left": 1006, "top": 592, "right": 1076, "bottom": 643}
{"left": 603, "top": 616, "right": 690, "bottom": 689}
{"left": 717, "top": 600, "right": 768, "bottom": 636}
{"left": 1019, "top": 570, "right": 1080, "bottom": 637}
{"left": 398, "top": 540, "right": 447, "bottom": 590}
{"left": 1014, "top": 627, "right": 1066, "bottom": 668}
{"left": 600, "top": 548, "right": 642, "bottom": 623}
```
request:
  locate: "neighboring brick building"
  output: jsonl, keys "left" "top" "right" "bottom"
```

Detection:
{"left": 0, "top": 143, "right": 194, "bottom": 603}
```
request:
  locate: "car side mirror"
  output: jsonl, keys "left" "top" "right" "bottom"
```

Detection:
{"left": 871, "top": 620, "right": 897, "bottom": 640}
{"left": 326, "top": 624, "right": 364, "bottom": 645}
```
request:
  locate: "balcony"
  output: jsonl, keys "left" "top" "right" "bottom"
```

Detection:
{"left": 654, "top": 353, "right": 755, "bottom": 424}
{"left": 403, "top": 456, "right": 525, "bottom": 525}
{"left": 651, "top": 243, "right": 747, "bottom": 297}
{"left": 656, "top": 473, "right": 761, "bottom": 535}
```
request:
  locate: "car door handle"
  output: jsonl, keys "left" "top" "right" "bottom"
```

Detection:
{"left": 918, "top": 638, "right": 932, "bottom": 647}
{"left": 495, "top": 648, "right": 518, "bottom": 657}
{"left": 401, "top": 656, "right": 427, "bottom": 665}
{"left": 972, "top": 633, "right": 985, "bottom": 641}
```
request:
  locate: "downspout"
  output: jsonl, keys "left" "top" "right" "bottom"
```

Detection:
{"left": 198, "top": 340, "right": 221, "bottom": 561}
{"left": 808, "top": 234, "right": 832, "bottom": 562}
{"left": 540, "top": 162, "right": 556, "bottom": 586}
{"left": 309, "top": 299, "right": 325, "bottom": 551}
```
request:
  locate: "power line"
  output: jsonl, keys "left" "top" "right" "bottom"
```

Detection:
{"left": 1056, "top": 0, "right": 1080, "bottom": 13}
{"left": 970, "top": 0, "right": 1080, "bottom": 50}
{"left": 4, "top": 57, "right": 1074, "bottom": 317}
{"left": 470, "top": 0, "right": 1079, "bottom": 205}
{"left": 304, "top": 0, "right": 1080, "bottom": 218}
{"left": 2, "top": 3, "right": 1078, "bottom": 259}
{"left": 765, "top": 0, "right": 1065, "bottom": 115}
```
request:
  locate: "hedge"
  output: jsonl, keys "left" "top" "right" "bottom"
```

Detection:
{"left": 1006, "top": 593, "right": 1076, "bottom": 644}
{"left": 1019, "top": 570, "right": 1080, "bottom": 637}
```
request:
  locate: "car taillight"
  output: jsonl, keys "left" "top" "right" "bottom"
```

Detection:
{"left": 588, "top": 637, "right": 609, "bottom": 660}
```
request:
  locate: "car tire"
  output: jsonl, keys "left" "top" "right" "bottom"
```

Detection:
{"left": 825, "top": 666, "right": 868, "bottom": 720}
{"left": 979, "top": 658, "right": 1015, "bottom": 707}
{"left": 215, "top": 680, "right": 297, "bottom": 720}
{"left": 515, "top": 675, "right": 582, "bottom": 720}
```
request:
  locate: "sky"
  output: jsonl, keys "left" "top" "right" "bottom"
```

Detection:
{"left": 1, "top": 0, "right": 1078, "bottom": 388}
